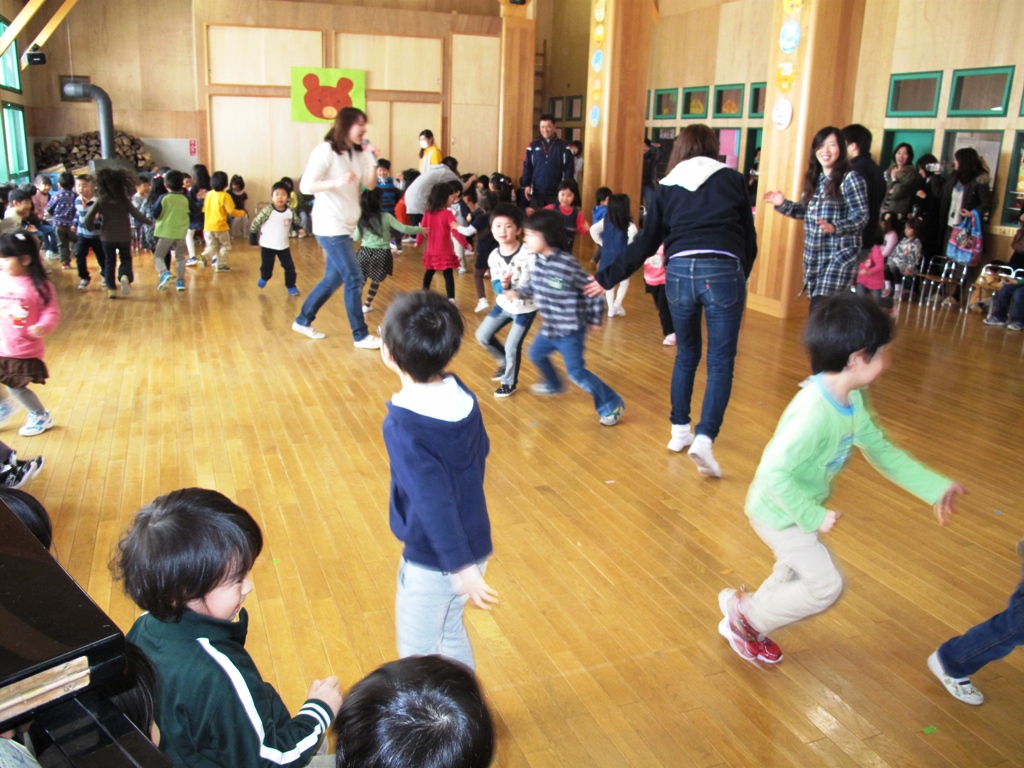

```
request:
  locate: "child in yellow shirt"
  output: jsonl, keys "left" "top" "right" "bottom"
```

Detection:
{"left": 201, "top": 171, "right": 245, "bottom": 271}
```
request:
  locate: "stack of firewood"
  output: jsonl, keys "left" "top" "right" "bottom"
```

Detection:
{"left": 35, "top": 130, "right": 153, "bottom": 173}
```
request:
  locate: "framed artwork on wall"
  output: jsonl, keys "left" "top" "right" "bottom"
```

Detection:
{"left": 713, "top": 84, "right": 744, "bottom": 119}
{"left": 566, "top": 96, "right": 583, "bottom": 121}
{"left": 548, "top": 97, "right": 564, "bottom": 120}
{"left": 653, "top": 88, "right": 678, "bottom": 120}
{"left": 681, "top": 86, "right": 708, "bottom": 119}
{"left": 749, "top": 82, "right": 766, "bottom": 118}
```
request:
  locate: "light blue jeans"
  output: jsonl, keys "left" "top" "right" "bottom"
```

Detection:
{"left": 295, "top": 235, "right": 369, "bottom": 341}
{"left": 396, "top": 558, "right": 487, "bottom": 670}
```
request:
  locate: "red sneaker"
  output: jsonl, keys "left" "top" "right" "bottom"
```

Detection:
{"left": 718, "top": 618, "right": 759, "bottom": 661}
{"left": 755, "top": 635, "right": 783, "bottom": 663}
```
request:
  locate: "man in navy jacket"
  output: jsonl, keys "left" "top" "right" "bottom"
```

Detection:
{"left": 521, "top": 114, "right": 574, "bottom": 211}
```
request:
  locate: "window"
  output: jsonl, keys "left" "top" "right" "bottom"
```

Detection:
{"left": 565, "top": 96, "right": 583, "bottom": 122}
{"left": 681, "top": 87, "right": 708, "bottom": 119}
{"left": 1001, "top": 131, "right": 1024, "bottom": 226}
{"left": 887, "top": 71, "right": 942, "bottom": 117}
{"left": 3, "top": 103, "right": 28, "bottom": 184}
{"left": 713, "top": 84, "right": 744, "bottom": 119}
{"left": 749, "top": 82, "right": 766, "bottom": 118}
{"left": 0, "top": 17, "right": 21, "bottom": 93}
{"left": 547, "top": 97, "right": 563, "bottom": 120}
{"left": 653, "top": 88, "right": 678, "bottom": 120}
{"left": 948, "top": 66, "right": 1014, "bottom": 117}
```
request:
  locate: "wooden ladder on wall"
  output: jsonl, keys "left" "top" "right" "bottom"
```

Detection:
{"left": 533, "top": 39, "right": 546, "bottom": 127}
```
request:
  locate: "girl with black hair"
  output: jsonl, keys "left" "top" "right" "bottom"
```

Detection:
{"left": 354, "top": 187, "right": 424, "bottom": 312}
{"left": 764, "top": 126, "right": 869, "bottom": 311}
{"left": 419, "top": 182, "right": 468, "bottom": 300}
{"left": 83, "top": 168, "right": 153, "bottom": 299}
{"left": 0, "top": 232, "right": 60, "bottom": 437}
{"left": 228, "top": 174, "right": 249, "bottom": 239}
{"left": 936, "top": 147, "right": 994, "bottom": 305}
{"left": 543, "top": 179, "right": 589, "bottom": 252}
{"left": 185, "top": 164, "right": 211, "bottom": 265}
{"left": 588, "top": 193, "right": 636, "bottom": 317}
{"left": 140, "top": 174, "right": 167, "bottom": 257}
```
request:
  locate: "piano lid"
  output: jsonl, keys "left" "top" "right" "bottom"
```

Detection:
{"left": 0, "top": 502, "right": 124, "bottom": 730}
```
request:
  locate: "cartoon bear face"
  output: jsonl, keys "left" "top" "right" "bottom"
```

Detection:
{"left": 302, "top": 73, "right": 355, "bottom": 120}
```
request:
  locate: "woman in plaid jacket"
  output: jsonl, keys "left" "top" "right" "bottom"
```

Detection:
{"left": 764, "top": 126, "right": 868, "bottom": 312}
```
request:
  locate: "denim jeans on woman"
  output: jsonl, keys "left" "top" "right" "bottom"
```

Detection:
{"left": 665, "top": 256, "right": 746, "bottom": 440}
{"left": 295, "top": 235, "right": 369, "bottom": 341}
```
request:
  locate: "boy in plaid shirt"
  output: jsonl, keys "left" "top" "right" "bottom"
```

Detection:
{"left": 509, "top": 209, "right": 625, "bottom": 426}
{"left": 46, "top": 172, "right": 78, "bottom": 268}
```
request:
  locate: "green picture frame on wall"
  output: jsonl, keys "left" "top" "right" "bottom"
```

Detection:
{"left": 749, "top": 82, "right": 766, "bottom": 118}
{"left": 681, "top": 86, "right": 708, "bottom": 119}
{"left": 948, "top": 66, "right": 1015, "bottom": 117}
{"left": 713, "top": 84, "right": 744, "bottom": 119}
{"left": 653, "top": 88, "right": 679, "bottom": 120}
{"left": 547, "top": 96, "right": 564, "bottom": 121}
{"left": 886, "top": 71, "right": 942, "bottom": 117}
{"left": 565, "top": 95, "right": 583, "bottom": 122}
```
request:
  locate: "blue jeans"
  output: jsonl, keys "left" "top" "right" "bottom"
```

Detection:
{"left": 528, "top": 328, "right": 623, "bottom": 417}
{"left": 937, "top": 579, "right": 1024, "bottom": 678}
{"left": 990, "top": 283, "right": 1024, "bottom": 325}
{"left": 476, "top": 306, "right": 537, "bottom": 388}
{"left": 295, "top": 235, "right": 368, "bottom": 341}
{"left": 36, "top": 220, "right": 57, "bottom": 252}
{"left": 665, "top": 257, "right": 746, "bottom": 440}
{"left": 395, "top": 558, "right": 487, "bottom": 670}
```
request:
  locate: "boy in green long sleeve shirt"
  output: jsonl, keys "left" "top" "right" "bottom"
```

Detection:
{"left": 718, "top": 294, "right": 966, "bottom": 664}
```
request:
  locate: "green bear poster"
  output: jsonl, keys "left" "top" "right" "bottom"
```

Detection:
{"left": 291, "top": 67, "right": 366, "bottom": 123}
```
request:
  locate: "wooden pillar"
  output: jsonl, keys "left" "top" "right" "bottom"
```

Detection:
{"left": 580, "top": 0, "right": 654, "bottom": 227}
{"left": 498, "top": 0, "right": 536, "bottom": 180}
{"left": 747, "top": 0, "right": 866, "bottom": 318}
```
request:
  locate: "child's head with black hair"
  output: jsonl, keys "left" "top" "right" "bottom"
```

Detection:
{"left": 0, "top": 231, "right": 53, "bottom": 306}
{"left": 95, "top": 167, "right": 136, "bottom": 204}
{"left": 377, "top": 158, "right": 391, "bottom": 172}
{"left": 34, "top": 175, "right": 52, "bottom": 192}
{"left": 333, "top": 655, "right": 494, "bottom": 768}
{"left": 57, "top": 171, "right": 75, "bottom": 191}
{"left": 606, "top": 193, "right": 632, "bottom": 234}
{"left": 595, "top": 186, "right": 612, "bottom": 207}
{"left": 380, "top": 291, "right": 464, "bottom": 384}
{"left": 165, "top": 170, "right": 184, "bottom": 193}
{"left": 136, "top": 176, "right": 151, "bottom": 197}
{"left": 210, "top": 171, "right": 229, "bottom": 192}
{"left": 0, "top": 487, "right": 52, "bottom": 550}
{"left": 279, "top": 176, "right": 294, "bottom": 193}
{"left": 803, "top": 293, "right": 893, "bottom": 376}
{"left": 426, "top": 182, "right": 459, "bottom": 214}
{"left": 230, "top": 174, "right": 245, "bottom": 192}
{"left": 96, "top": 642, "right": 161, "bottom": 745}
{"left": 880, "top": 211, "right": 896, "bottom": 235}
{"left": 490, "top": 202, "right": 523, "bottom": 249}
{"left": 191, "top": 164, "right": 211, "bottom": 190}
{"left": 181, "top": 174, "right": 192, "bottom": 190}
{"left": 75, "top": 174, "right": 94, "bottom": 200}
{"left": 402, "top": 169, "right": 420, "bottom": 188}
{"left": 461, "top": 186, "right": 478, "bottom": 206}
{"left": 476, "top": 190, "right": 496, "bottom": 216}
{"left": 523, "top": 208, "right": 567, "bottom": 254}
{"left": 557, "top": 179, "right": 580, "bottom": 209}
{"left": 146, "top": 174, "right": 168, "bottom": 206}
{"left": 271, "top": 181, "right": 290, "bottom": 209}
{"left": 8, "top": 188, "right": 34, "bottom": 216}
{"left": 113, "top": 488, "right": 263, "bottom": 623}
{"left": 490, "top": 202, "right": 523, "bottom": 231}
{"left": 448, "top": 179, "right": 465, "bottom": 197}
{"left": 904, "top": 217, "right": 921, "bottom": 241}
{"left": 359, "top": 187, "right": 384, "bottom": 237}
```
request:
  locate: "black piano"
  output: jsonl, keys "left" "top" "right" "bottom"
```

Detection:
{"left": 0, "top": 502, "right": 173, "bottom": 767}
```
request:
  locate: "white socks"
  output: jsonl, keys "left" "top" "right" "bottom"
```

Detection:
{"left": 667, "top": 424, "right": 694, "bottom": 452}
{"left": 688, "top": 435, "right": 722, "bottom": 478}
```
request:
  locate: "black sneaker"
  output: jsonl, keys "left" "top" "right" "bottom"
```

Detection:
{"left": 494, "top": 384, "right": 516, "bottom": 398}
{"left": 491, "top": 365, "right": 506, "bottom": 381}
{"left": 2, "top": 456, "right": 44, "bottom": 488}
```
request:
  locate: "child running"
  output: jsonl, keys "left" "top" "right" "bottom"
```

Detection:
{"left": 46, "top": 171, "right": 77, "bottom": 269}
{"left": 419, "top": 183, "right": 468, "bottom": 301}
{"left": 249, "top": 181, "right": 300, "bottom": 295}
{"left": 380, "top": 291, "right": 497, "bottom": 669}
{"left": 115, "top": 488, "right": 341, "bottom": 767}
{"left": 83, "top": 168, "right": 153, "bottom": 299}
{"left": 718, "top": 294, "right": 965, "bottom": 664}
{"left": 589, "top": 193, "right": 636, "bottom": 317}
{"left": 456, "top": 190, "right": 497, "bottom": 313}
{"left": 474, "top": 203, "right": 536, "bottom": 398}
{"left": 0, "top": 233, "right": 60, "bottom": 437}
{"left": 228, "top": 174, "right": 249, "bottom": 239}
{"left": 543, "top": 180, "right": 589, "bottom": 253}
{"left": 201, "top": 171, "right": 245, "bottom": 271}
{"left": 355, "top": 187, "right": 424, "bottom": 313}
{"left": 511, "top": 209, "right": 624, "bottom": 426}
{"left": 151, "top": 170, "right": 191, "bottom": 291}
{"left": 644, "top": 245, "right": 676, "bottom": 345}
{"left": 73, "top": 175, "right": 104, "bottom": 290}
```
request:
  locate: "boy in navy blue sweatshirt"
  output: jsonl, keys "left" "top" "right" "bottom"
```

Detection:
{"left": 379, "top": 291, "right": 498, "bottom": 670}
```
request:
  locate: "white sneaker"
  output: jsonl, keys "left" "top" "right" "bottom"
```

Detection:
{"left": 667, "top": 424, "right": 694, "bottom": 452}
{"left": 119, "top": 275, "right": 131, "bottom": 295}
{"left": 362, "top": 304, "right": 373, "bottom": 313}
{"left": 688, "top": 435, "right": 722, "bottom": 477}
{"left": 614, "top": 304, "right": 626, "bottom": 316}
{"left": 292, "top": 321, "right": 325, "bottom": 340}
{"left": 353, "top": 334, "right": 382, "bottom": 350}
{"left": 663, "top": 333, "right": 676, "bottom": 346}
{"left": 474, "top": 298, "right": 489, "bottom": 313}
{"left": 927, "top": 651, "right": 983, "bottom": 705}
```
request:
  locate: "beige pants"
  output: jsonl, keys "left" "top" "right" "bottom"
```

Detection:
{"left": 201, "top": 229, "right": 232, "bottom": 266}
{"left": 743, "top": 520, "right": 844, "bottom": 635}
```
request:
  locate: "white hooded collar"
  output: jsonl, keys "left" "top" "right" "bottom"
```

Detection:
{"left": 659, "top": 156, "right": 729, "bottom": 192}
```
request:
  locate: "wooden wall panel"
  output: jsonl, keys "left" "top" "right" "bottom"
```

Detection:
{"left": 386, "top": 36, "right": 443, "bottom": 93}
{"left": 365, "top": 100, "right": 391, "bottom": 162}
{"left": 451, "top": 35, "right": 500, "bottom": 105}
{"left": 497, "top": 14, "right": 535, "bottom": 178}
{"left": 390, "top": 101, "right": 442, "bottom": 172}
{"left": 336, "top": 33, "right": 384, "bottom": 89}
{"left": 450, "top": 104, "right": 498, "bottom": 173}
{"left": 208, "top": 26, "right": 323, "bottom": 86}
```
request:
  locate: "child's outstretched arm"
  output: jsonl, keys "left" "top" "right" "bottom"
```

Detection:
{"left": 853, "top": 391, "right": 963, "bottom": 522}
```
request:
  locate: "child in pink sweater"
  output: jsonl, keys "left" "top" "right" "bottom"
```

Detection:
{"left": 0, "top": 233, "right": 61, "bottom": 437}
{"left": 856, "top": 213, "right": 896, "bottom": 311}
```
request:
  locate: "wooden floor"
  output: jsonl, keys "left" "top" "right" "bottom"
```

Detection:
{"left": 24, "top": 237, "right": 1024, "bottom": 767}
